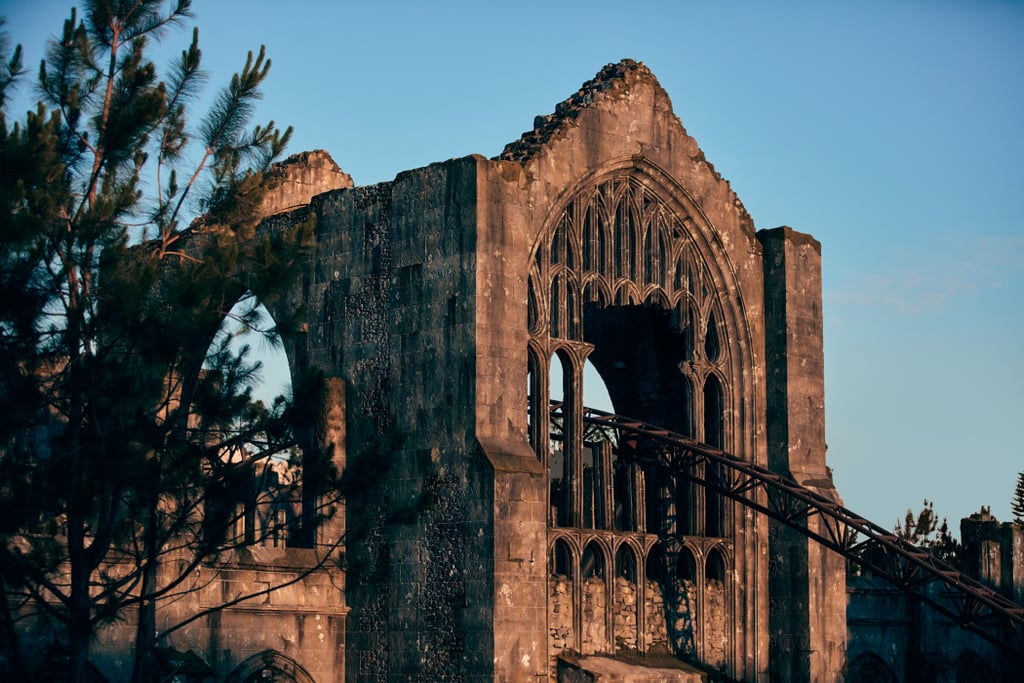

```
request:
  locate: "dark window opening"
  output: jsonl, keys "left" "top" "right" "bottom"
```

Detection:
{"left": 612, "top": 454, "right": 635, "bottom": 532}
{"left": 703, "top": 375, "right": 725, "bottom": 536}
{"left": 549, "top": 352, "right": 571, "bottom": 527}
{"left": 706, "top": 548, "right": 726, "bottom": 582}
{"left": 704, "top": 310, "right": 721, "bottom": 362}
{"left": 582, "top": 542, "right": 605, "bottom": 580}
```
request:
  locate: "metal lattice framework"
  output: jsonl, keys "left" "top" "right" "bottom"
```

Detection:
{"left": 547, "top": 402, "right": 1024, "bottom": 654}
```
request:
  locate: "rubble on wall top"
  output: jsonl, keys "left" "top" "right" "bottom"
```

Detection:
{"left": 259, "top": 149, "right": 354, "bottom": 217}
{"left": 494, "top": 59, "right": 755, "bottom": 235}
{"left": 496, "top": 59, "right": 657, "bottom": 164}
{"left": 263, "top": 149, "right": 353, "bottom": 189}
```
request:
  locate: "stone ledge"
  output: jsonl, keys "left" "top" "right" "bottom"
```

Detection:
{"left": 477, "top": 435, "right": 544, "bottom": 474}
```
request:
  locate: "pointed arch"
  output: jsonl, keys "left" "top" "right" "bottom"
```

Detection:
{"left": 673, "top": 545, "right": 699, "bottom": 657}
{"left": 528, "top": 158, "right": 754, "bottom": 674}
{"left": 703, "top": 373, "right": 727, "bottom": 537}
{"left": 581, "top": 275, "right": 612, "bottom": 309}
{"left": 614, "top": 542, "right": 640, "bottom": 653}
{"left": 704, "top": 308, "right": 722, "bottom": 364}
{"left": 955, "top": 651, "right": 993, "bottom": 683}
{"left": 549, "top": 350, "right": 572, "bottom": 527}
{"left": 848, "top": 652, "right": 897, "bottom": 683}
{"left": 581, "top": 539, "right": 610, "bottom": 654}
{"left": 703, "top": 545, "right": 729, "bottom": 669}
{"left": 526, "top": 343, "right": 545, "bottom": 454}
{"left": 549, "top": 536, "right": 577, "bottom": 657}
{"left": 224, "top": 650, "right": 316, "bottom": 683}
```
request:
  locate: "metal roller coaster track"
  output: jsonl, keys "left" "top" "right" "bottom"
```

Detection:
{"left": 547, "top": 402, "right": 1024, "bottom": 654}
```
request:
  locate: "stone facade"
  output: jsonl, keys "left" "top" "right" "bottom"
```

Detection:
{"left": 13, "top": 60, "right": 860, "bottom": 682}
{"left": 275, "top": 59, "right": 842, "bottom": 682}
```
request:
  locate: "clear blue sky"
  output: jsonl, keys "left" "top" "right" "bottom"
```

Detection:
{"left": 4, "top": 0, "right": 1023, "bottom": 535}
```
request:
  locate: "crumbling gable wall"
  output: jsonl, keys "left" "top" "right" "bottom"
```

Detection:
{"left": 479, "top": 60, "right": 771, "bottom": 680}
{"left": 270, "top": 60, "right": 844, "bottom": 682}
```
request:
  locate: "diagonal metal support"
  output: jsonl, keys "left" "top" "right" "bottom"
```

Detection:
{"left": 545, "top": 403, "right": 1024, "bottom": 654}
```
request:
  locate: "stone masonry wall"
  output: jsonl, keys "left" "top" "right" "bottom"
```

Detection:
{"left": 545, "top": 572, "right": 723, "bottom": 675}
{"left": 549, "top": 574, "right": 574, "bottom": 678}
{"left": 645, "top": 579, "right": 670, "bottom": 652}
{"left": 580, "top": 576, "right": 607, "bottom": 655}
{"left": 671, "top": 580, "right": 698, "bottom": 658}
{"left": 612, "top": 576, "right": 638, "bottom": 652}
{"left": 704, "top": 579, "right": 727, "bottom": 669}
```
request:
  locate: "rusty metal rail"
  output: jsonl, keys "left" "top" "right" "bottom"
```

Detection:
{"left": 548, "top": 402, "right": 1024, "bottom": 653}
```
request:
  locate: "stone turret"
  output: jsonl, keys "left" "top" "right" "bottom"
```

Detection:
{"left": 961, "top": 509, "right": 1024, "bottom": 604}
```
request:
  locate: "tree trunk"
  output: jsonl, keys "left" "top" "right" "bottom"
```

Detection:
{"left": 68, "top": 556, "right": 92, "bottom": 683}
{"left": 131, "top": 490, "right": 160, "bottom": 683}
{"left": 132, "top": 595, "right": 158, "bottom": 683}
{"left": 0, "top": 588, "right": 29, "bottom": 682}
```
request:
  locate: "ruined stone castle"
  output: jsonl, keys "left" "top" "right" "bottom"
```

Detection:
{"left": 26, "top": 60, "right": 1019, "bottom": 683}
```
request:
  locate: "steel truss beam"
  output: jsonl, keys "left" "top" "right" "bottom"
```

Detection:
{"left": 547, "top": 402, "right": 1024, "bottom": 653}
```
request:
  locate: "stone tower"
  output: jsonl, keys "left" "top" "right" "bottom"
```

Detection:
{"left": 263, "top": 60, "right": 845, "bottom": 681}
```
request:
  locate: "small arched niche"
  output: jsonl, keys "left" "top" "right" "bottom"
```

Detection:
{"left": 224, "top": 650, "right": 315, "bottom": 683}
{"left": 581, "top": 540, "right": 609, "bottom": 654}
{"left": 613, "top": 543, "right": 640, "bottom": 653}
{"left": 673, "top": 546, "right": 698, "bottom": 657}
{"left": 703, "top": 545, "right": 729, "bottom": 669}
{"left": 548, "top": 538, "right": 577, "bottom": 657}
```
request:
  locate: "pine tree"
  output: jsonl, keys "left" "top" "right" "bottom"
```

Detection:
{"left": 0, "top": 4, "right": 338, "bottom": 682}
{"left": 1012, "top": 472, "right": 1024, "bottom": 524}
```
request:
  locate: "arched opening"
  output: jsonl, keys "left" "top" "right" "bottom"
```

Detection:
{"left": 549, "top": 271, "right": 580, "bottom": 340}
{"left": 704, "top": 310, "right": 721, "bottom": 363}
{"left": 705, "top": 547, "right": 726, "bottom": 582}
{"left": 582, "top": 540, "right": 606, "bottom": 579}
{"left": 848, "top": 652, "right": 897, "bottom": 683}
{"left": 526, "top": 346, "right": 543, "bottom": 452}
{"left": 549, "top": 351, "right": 571, "bottom": 527}
{"left": 703, "top": 374, "right": 726, "bottom": 537}
{"left": 702, "top": 373, "right": 724, "bottom": 449}
{"left": 703, "top": 547, "right": 728, "bottom": 668}
{"left": 224, "top": 650, "right": 315, "bottom": 683}
{"left": 201, "top": 294, "right": 305, "bottom": 549}
{"left": 955, "top": 651, "right": 993, "bottom": 683}
{"left": 549, "top": 539, "right": 576, "bottom": 658}
{"left": 530, "top": 170, "right": 747, "bottom": 678}
{"left": 673, "top": 546, "right": 698, "bottom": 657}
{"left": 644, "top": 545, "right": 670, "bottom": 653}
{"left": 209, "top": 296, "right": 294, "bottom": 405}
{"left": 613, "top": 544, "right": 639, "bottom": 653}
{"left": 581, "top": 540, "right": 608, "bottom": 654}
{"left": 582, "top": 439, "right": 607, "bottom": 530}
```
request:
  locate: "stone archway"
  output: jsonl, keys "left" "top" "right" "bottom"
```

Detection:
{"left": 224, "top": 650, "right": 316, "bottom": 683}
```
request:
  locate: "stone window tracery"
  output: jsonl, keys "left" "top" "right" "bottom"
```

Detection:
{"left": 530, "top": 172, "right": 737, "bottom": 673}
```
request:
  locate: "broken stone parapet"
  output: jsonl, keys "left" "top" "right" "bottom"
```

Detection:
{"left": 259, "top": 149, "right": 353, "bottom": 217}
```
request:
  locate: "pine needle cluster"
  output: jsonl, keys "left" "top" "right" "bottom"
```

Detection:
{"left": 0, "top": 4, "right": 337, "bottom": 682}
